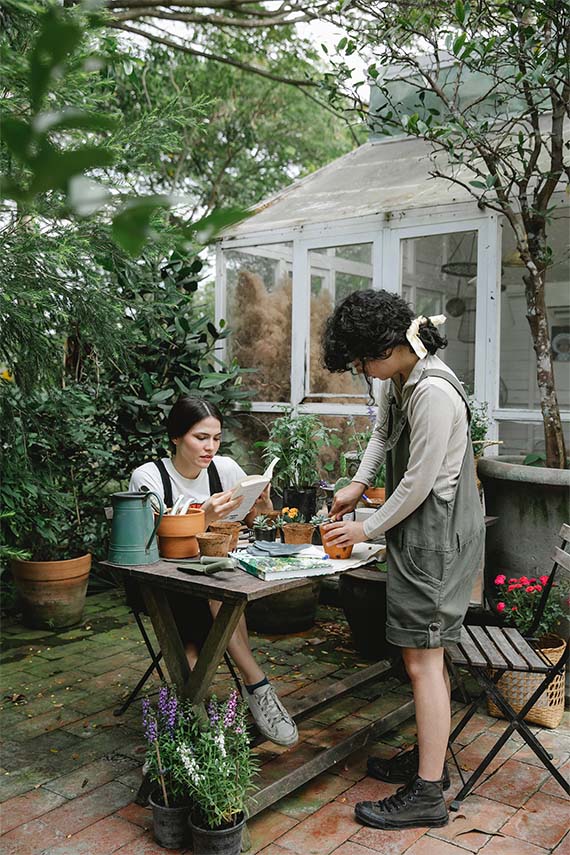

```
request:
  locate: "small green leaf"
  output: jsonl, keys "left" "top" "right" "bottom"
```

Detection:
{"left": 455, "top": 0, "right": 465, "bottom": 24}
{"left": 112, "top": 196, "right": 170, "bottom": 255}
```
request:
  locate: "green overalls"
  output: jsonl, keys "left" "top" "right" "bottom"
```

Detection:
{"left": 384, "top": 368, "right": 485, "bottom": 649}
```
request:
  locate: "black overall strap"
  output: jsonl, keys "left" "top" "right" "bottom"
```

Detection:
{"left": 153, "top": 460, "right": 173, "bottom": 508}
{"left": 207, "top": 461, "right": 222, "bottom": 495}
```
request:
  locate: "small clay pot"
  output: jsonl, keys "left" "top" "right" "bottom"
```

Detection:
{"left": 157, "top": 508, "right": 206, "bottom": 559}
{"left": 320, "top": 525, "right": 354, "bottom": 560}
{"left": 196, "top": 532, "right": 231, "bottom": 557}
{"left": 282, "top": 523, "right": 314, "bottom": 545}
{"left": 208, "top": 522, "right": 241, "bottom": 551}
{"left": 364, "top": 487, "right": 385, "bottom": 503}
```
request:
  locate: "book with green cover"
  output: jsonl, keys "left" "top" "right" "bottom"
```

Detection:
{"left": 235, "top": 553, "right": 333, "bottom": 581}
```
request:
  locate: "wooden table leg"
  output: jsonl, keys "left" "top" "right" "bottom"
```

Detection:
{"left": 183, "top": 600, "right": 246, "bottom": 704}
{"left": 140, "top": 584, "right": 192, "bottom": 688}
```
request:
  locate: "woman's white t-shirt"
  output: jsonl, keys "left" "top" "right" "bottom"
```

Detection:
{"left": 129, "top": 456, "right": 246, "bottom": 508}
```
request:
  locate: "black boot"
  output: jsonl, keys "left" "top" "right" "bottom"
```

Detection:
{"left": 367, "top": 745, "right": 450, "bottom": 790}
{"left": 355, "top": 775, "right": 449, "bottom": 830}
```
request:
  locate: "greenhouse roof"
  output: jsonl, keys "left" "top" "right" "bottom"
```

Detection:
{"left": 220, "top": 136, "right": 474, "bottom": 239}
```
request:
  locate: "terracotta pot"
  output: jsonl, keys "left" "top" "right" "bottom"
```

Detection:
{"left": 157, "top": 508, "right": 206, "bottom": 559}
{"left": 11, "top": 554, "right": 91, "bottom": 629}
{"left": 282, "top": 523, "right": 314, "bottom": 545}
{"left": 320, "top": 526, "right": 353, "bottom": 560}
{"left": 364, "top": 487, "right": 385, "bottom": 503}
{"left": 208, "top": 522, "right": 241, "bottom": 551}
{"left": 196, "top": 532, "right": 231, "bottom": 557}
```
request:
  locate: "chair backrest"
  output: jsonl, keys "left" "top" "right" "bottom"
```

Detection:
{"left": 527, "top": 523, "right": 570, "bottom": 638}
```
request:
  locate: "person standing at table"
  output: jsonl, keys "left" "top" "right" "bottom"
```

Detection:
{"left": 321, "top": 290, "right": 484, "bottom": 830}
{"left": 130, "top": 396, "right": 298, "bottom": 747}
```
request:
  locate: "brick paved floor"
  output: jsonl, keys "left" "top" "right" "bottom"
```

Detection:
{"left": 1, "top": 590, "right": 568, "bottom": 854}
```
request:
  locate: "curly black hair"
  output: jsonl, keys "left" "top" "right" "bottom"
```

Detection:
{"left": 322, "top": 289, "right": 447, "bottom": 373}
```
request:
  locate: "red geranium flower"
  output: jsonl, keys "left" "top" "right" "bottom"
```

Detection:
{"left": 497, "top": 602, "right": 506, "bottom": 613}
{"left": 539, "top": 575, "right": 549, "bottom": 585}
{"left": 495, "top": 574, "right": 507, "bottom": 585}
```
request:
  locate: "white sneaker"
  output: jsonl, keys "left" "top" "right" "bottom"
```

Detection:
{"left": 242, "top": 682, "right": 298, "bottom": 747}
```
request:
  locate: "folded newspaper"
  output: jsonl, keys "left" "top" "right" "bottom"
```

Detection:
{"left": 231, "top": 542, "right": 386, "bottom": 581}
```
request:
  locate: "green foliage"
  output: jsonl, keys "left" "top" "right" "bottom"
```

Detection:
{"left": 493, "top": 572, "right": 569, "bottom": 638}
{"left": 523, "top": 451, "right": 547, "bottom": 467}
{"left": 0, "top": 384, "right": 116, "bottom": 562}
{"left": 175, "top": 691, "right": 258, "bottom": 828}
{"left": 142, "top": 686, "right": 195, "bottom": 806}
{"left": 329, "top": 0, "right": 569, "bottom": 467}
{"left": 259, "top": 411, "right": 334, "bottom": 489}
{"left": 468, "top": 397, "right": 489, "bottom": 449}
{"left": 252, "top": 514, "right": 273, "bottom": 529}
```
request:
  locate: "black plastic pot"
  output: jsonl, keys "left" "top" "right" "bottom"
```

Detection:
{"left": 282, "top": 487, "right": 317, "bottom": 522}
{"left": 149, "top": 792, "right": 191, "bottom": 849}
{"left": 190, "top": 812, "right": 245, "bottom": 855}
{"left": 339, "top": 568, "right": 397, "bottom": 661}
{"left": 253, "top": 527, "right": 277, "bottom": 542}
{"left": 246, "top": 579, "right": 321, "bottom": 633}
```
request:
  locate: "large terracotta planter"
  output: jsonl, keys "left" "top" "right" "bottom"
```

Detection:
{"left": 11, "top": 554, "right": 91, "bottom": 629}
{"left": 157, "top": 508, "right": 206, "bottom": 558}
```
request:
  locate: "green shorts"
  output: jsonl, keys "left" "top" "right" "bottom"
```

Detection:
{"left": 385, "top": 530, "right": 483, "bottom": 649}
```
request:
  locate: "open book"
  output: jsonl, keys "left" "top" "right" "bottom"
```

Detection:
{"left": 222, "top": 456, "right": 279, "bottom": 522}
{"left": 232, "top": 543, "right": 386, "bottom": 580}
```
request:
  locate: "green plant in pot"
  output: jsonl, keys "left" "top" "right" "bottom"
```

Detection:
{"left": 251, "top": 514, "right": 276, "bottom": 542}
{"left": 176, "top": 690, "right": 258, "bottom": 855}
{"left": 142, "top": 686, "right": 194, "bottom": 849}
{"left": 259, "top": 410, "right": 331, "bottom": 521}
{"left": 1, "top": 385, "right": 113, "bottom": 628}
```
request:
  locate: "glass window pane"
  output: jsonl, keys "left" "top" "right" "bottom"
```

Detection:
{"left": 500, "top": 211, "right": 570, "bottom": 410}
{"left": 400, "top": 231, "right": 478, "bottom": 388}
{"left": 224, "top": 244, "right": 292, "bottom": 402}
{"left": 498, "top": 420, "right": 570, "bottom": 456}
{"left": 308, "top": 242, "right": 373, "bottom": 400}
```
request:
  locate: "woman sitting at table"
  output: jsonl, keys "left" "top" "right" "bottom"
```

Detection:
{"left": 129, "top": 396, "right": 298, "bottom": 747}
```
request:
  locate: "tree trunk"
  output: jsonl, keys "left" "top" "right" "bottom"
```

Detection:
{"left": 522, "top": 263, "right": 567, "bottom": 469}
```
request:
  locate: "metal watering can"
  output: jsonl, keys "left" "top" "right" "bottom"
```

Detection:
{"left": 108, "top": 491, "right": 164, "bottom": 566}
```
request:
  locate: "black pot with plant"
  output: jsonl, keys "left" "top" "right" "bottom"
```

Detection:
{"left": 258, "top": 410, "right": 333, "bottom": 523}
{"left": 251, "top": 515, "right": 276, "bottom": 542}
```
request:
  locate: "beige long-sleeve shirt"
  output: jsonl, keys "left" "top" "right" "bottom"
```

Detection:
{"left": 354, "top": 355, "right": 468, "bottom": 540}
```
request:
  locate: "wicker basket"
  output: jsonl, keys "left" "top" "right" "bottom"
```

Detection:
{"left": 487, "top": 634, "right": 566, "bottom": 728}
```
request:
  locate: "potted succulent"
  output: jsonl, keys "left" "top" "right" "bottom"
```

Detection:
{"left": 0, "top": 386, "right": 108, "bottom": 628}
{"left": 251, "top": 514, "right": 276, "bottom": 542}
{"left": 310, "top": 512, "right": 330, "bottom": 546}
{"left": 142, "top": 686, "right": 193, "bottom": 849}
{"left": 259, "top": 410, "right": 332, "bottom": 521}
{"left": 488, "top": 572, "right": 570, "bottom": 727}
{"left": 177, "top": 690, "right": 258, "bottom": 855}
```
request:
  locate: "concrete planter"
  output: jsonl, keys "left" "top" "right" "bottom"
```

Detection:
{"left": 478, "top": 455, "right": 570, "bottom": 702}
{"left": 477, "top": 455, "right": 569, "bottom": 579}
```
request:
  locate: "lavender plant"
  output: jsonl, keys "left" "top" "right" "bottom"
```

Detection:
{"left": 142, "top": 686, "right": 192, "bottom": 807}
{"left": 176, "top": 690, "right": 258, "bottom": 830}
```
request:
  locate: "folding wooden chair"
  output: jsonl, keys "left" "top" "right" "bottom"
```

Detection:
{"left": 446, "top": 523, "right": 570, "bottom": 811}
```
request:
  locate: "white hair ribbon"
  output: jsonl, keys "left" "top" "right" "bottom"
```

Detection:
{"left": 406, "top": 314, "right": 447, "bottom": 359}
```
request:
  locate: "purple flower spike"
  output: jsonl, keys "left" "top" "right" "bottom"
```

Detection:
{"left": 223, "top": 689, "right": 238, "bottom": 728}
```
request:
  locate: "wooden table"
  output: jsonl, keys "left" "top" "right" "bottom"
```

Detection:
{"left": 117, "top": 558, "right": 414, "bottom": 816}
